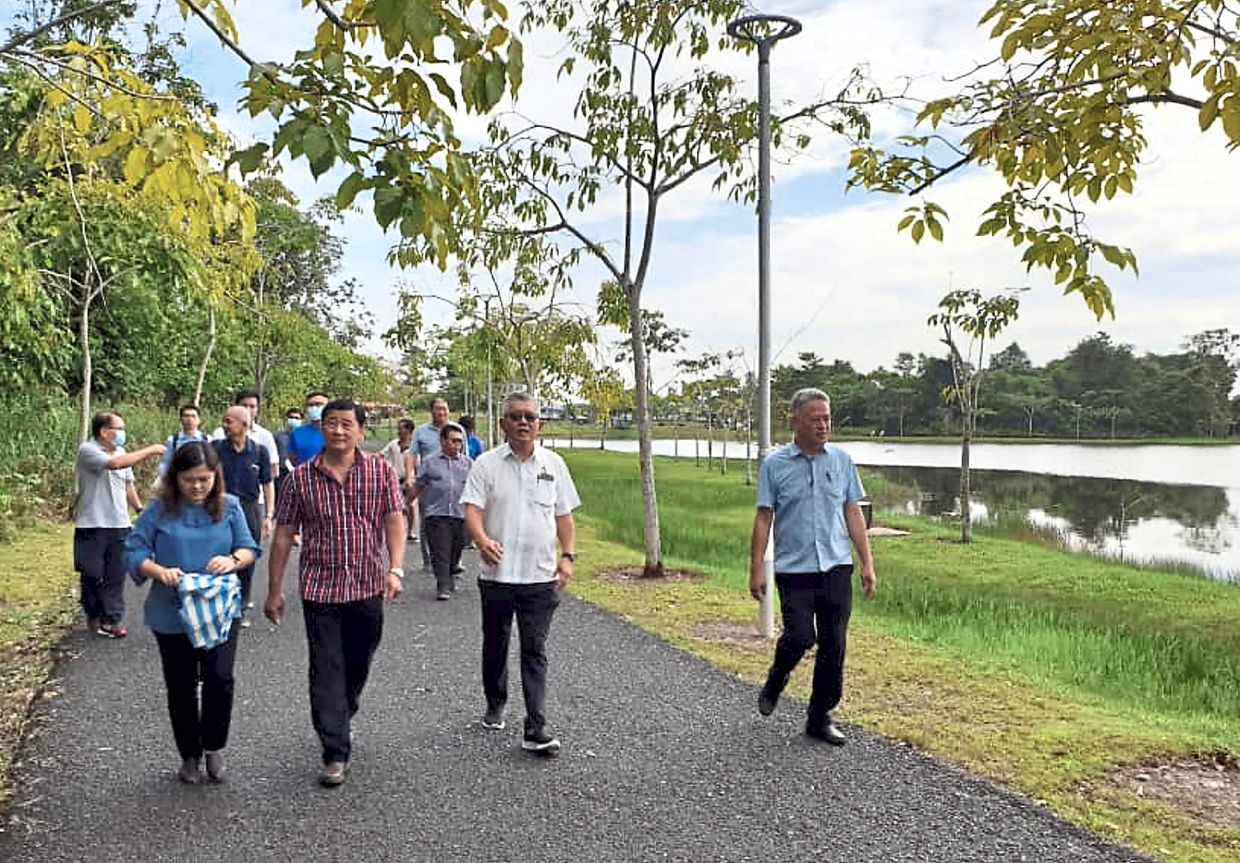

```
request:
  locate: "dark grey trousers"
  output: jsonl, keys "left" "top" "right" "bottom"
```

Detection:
{"left": 425, "top": 515, "right": 465, "bottom": 594}
{"left": 73, "top": 527, "right": 129, "bottom": 625}
{"left": 478, "top": 580, "right": 560, "bottom": 735}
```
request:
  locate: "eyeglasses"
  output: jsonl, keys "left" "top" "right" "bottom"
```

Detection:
{"left": 445, "top": 437, "right": 465, "bottom": 445}
{"left": 505, "top": 412, "right": 539, "bottom": 423}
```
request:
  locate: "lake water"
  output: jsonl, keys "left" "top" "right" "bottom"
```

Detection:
{"left": 548, "top": 437, "right": 1240, "bottom": 582}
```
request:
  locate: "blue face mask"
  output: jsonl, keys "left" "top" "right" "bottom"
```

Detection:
{"left": 287, "top": 418, "right": 302, "bottom": 429}
{"left": 306, "top": 405, "right": 324, "bottom": 422}
{"left": 113, "top": 429, "right": 127, "bottom": 448}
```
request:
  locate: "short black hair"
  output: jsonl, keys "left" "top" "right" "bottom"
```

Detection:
{"left": 440, "top": 422, "right": 465, "bottom": 441}
{"left": 397, "top": 418, "right": 415, "bottom": 433}
{"left": 323, "top": 398, "right": 367, "bottom": 426}
{"left": 458, "top": 414, "right": 475, "bottom": 432}
{"left": 286, "top": 407, "right": 303, "bottom": 418}
{"left": 90, "top": 411, "right": 116, "bottom": 439}
{"left": 305, "top": 390, "right": 330, "bottom": 402}
{"left": 179, "top": 404, "right": 200, "bottom": 416}
{"left": 234, "top": 388, "right": 260, "bottom": 405}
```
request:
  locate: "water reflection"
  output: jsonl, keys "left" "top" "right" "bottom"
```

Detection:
{"left": 871, "top": 465, "right": 1240, "bottom": 582}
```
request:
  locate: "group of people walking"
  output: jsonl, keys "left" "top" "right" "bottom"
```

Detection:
{"left": 74, "top": 384, "right": 874, "bottom": 787}
{"left": 74, "top": 389, "right": 581, "bottom": 787}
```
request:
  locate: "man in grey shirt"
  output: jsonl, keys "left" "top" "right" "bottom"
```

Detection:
{"left": 75, "top": 411, "right": 166, "bottom": 638}
{"left": 412, "top": 422, "right": 473, "bottom": 600}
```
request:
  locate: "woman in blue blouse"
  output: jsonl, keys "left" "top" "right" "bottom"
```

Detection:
{"left": 125, "top": 442, "right": 261, "bottom": 784}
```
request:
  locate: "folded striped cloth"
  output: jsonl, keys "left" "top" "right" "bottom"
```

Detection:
{"left": 176, "top": 572, "right": 242, "bottom": 649}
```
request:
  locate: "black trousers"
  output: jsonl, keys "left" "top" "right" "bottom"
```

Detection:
{"left": 154, "top": 629, "right": 239, "bottom": 760}
{"left": 478, "top": 580, "right": 559, "bottom": 735}
{"left": 425, "top": 515, "right": 465, "bottom": 593}
{"left": 237, "top": 498, "right": 261, "bottom": 605}
{"left": 766, "top": 566, "right": 854, "bottom": 724}
{"left": 303, "top": 596, "right": 384, "bottom": 764}
{"left": 73, "top": 527, "right": 129, "bottom": 625}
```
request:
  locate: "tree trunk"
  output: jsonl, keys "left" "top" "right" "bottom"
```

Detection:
{"left": 706, "top": 413, "right": 713, "bottom": 471}
{"left": 78, "top": 285, "right": 94, "bottom": 444}
{"left": 745, "top": 405, "right": 753, "bottom": 486}
{"left": 627, "top": 290, "right": 663, "bottom": 577}
{"left": 193, "top": 306, "right": 217, "bottom": 407}
{"left": 960, "top": 410, "right": 973, "bottom": 543}
{"left": 720, "top": 414, "right": 728, "bottom": 476}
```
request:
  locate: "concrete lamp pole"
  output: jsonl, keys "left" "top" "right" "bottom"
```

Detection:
{"left": 727, "top": 12, "right": 801, "bottom": 640}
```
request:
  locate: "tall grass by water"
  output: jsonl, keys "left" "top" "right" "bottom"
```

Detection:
{"left": 558, "top": 448, "right": 1240, "bottom": 743}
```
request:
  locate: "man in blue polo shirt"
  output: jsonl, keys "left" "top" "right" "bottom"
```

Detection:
{"left": 214, "top": 406, "right": 274, "bottom": 625}
{"left": 748, "top": 387, "right": 876, "bottom": 745}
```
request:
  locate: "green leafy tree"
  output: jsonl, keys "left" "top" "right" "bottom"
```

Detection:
{"left": 928, "top": 288, "right": 1023, "bottom": 542}
{"left": 849, "top": 0, "right": 1240, "bottom": 319}
{"left": 423, "top": 0, "right": 882, "bottom": 577}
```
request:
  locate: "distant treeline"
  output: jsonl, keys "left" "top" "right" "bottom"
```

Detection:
{"left": 769, "top": 331, "right": 1239, "bottom": 440}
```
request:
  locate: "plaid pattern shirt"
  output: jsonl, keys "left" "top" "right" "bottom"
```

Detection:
{"left": 275, "top": 449, "right": 403, "bottom": 603}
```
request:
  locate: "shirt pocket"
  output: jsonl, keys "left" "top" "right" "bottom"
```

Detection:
{"left": 528, "top": 480, "right": 556, "bottom": 508}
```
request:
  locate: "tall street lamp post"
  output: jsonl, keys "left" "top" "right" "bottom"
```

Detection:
{"left": 727, "top": 12, "right": 801, "bottom": 639}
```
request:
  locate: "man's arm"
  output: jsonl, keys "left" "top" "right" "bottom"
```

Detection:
{"left": 554, "top": 512, "right": 575, "bottom": 589}
{"left": 125, "top": 480, "right": 143, "bottom": 513}
{"left": 261, "top": 481, "right": 275, "bottom": 538}
{"left": 105, "top": 444, "right": 166, "bottom": 471}
{"left": 264, "top": 525, "right": 294, "bottom": 624}
{"left": 748, "top": 507, "right": 774, "bottom": 600}
{"left": 383, "top": 509, "right": 406, "bottom": 600}
{"left": 844, "top": 501, "right": 877, "bottom": 598}
{"left": 464, "top": 503, "right": 502, "bottom": 566}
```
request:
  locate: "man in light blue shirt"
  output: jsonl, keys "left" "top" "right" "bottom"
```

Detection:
{"left": 411, "top": 397, "right": 450, "bottom": 567}
{"left": 749, "top": 388, "right": 876, "bottom": 745}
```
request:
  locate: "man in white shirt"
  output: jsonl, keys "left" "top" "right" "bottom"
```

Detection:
{"left": 461, "top": 391, "right": 579, "bottom": 755}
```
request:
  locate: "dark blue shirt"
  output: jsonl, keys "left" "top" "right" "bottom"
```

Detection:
{"left": 213, "top": 438, "right": 271, "bottom": 502}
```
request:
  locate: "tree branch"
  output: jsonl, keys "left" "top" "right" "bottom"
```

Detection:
{"left": 0, "top": 0, "right": 127, "bottom": 56}
{"left": 1127, "top": 90, "right": 1205, "bottom": 110}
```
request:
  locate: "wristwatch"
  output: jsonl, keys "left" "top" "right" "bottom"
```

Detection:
{"left": 387, "top": 566, "right": 404, "bottom": 578}
{"left": 230, "top": 552, "right": 244, "bottom": 565}
{"left": 560, "top": 552, "right": 577, "bottom": 563}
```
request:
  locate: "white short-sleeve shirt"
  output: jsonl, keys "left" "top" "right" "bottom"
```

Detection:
{"left": 460, "top": 443, "right": 580, "bottom": 584}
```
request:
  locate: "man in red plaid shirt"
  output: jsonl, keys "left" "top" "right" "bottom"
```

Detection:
{"left": 265, "top": 398, "right": 406, "bottom": 787}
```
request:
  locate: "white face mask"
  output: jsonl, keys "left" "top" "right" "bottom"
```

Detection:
{"left": 113, "top": 429, "right": 127, "bottom": 448}
{"left": 288, "top": 418, "right": 303, "bottom": 429}
{"left": 306, "top": 405, "right": 324, "bottom": 422}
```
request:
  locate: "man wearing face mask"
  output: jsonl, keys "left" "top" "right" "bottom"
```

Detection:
{"left": 74, "top": 412, "right": 166, "bottom": 638}
{"left": 289, "top": 392, "right": 329, "bottom": 468}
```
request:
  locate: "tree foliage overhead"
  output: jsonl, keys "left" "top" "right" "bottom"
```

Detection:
{"left": 401, "top": 0, "right": 885, "bottom": 576}
{"left": 849, "top": 0, "right": 1240, "bottom": 319}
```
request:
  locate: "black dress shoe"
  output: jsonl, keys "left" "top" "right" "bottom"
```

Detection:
{"left": 805, "top": 720, "right": 847, "bottom": 746}
{"left": 758, "top": 685, "right": 779, "bottom": 716}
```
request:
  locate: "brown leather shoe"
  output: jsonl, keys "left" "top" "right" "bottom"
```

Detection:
{"left": 319, "top": 761, "right": 347, "bottom": 787}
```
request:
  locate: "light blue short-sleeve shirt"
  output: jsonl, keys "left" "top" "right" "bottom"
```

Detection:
{"left": 756, "top": 443, "right": 865, "bottom": 574}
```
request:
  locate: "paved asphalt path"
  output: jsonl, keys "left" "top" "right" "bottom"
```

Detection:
{"left": 1, "top": 547, "right": 1148, "bottom": 863}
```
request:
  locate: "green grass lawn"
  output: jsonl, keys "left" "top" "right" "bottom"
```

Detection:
{"left": 559, "top": 448, "right": 1240, "bottom": 863}
{"left": 0, "top": 522, "right": 77, "bottom": 803}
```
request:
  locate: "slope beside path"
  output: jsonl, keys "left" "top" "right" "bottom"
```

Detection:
{"left": 0, "top": 549, "right": 1147, "bottom": 863}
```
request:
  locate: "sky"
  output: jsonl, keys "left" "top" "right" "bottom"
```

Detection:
{"left": 50, "top": 1, "right": 1240, "bottom": 389}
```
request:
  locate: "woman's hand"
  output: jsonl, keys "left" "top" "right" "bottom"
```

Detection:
{"left": 206, "top": 555, "right": 237, "bottom": 573}
{"left": 154, "top": 566, "right": 183, "bottom": 587}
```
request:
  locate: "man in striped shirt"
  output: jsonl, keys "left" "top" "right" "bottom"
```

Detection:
{"left": 265, "top": 399, "right": 406, "bottom": 787}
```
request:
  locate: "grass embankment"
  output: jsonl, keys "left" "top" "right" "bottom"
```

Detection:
{"left": 0, "top": 523, "right": 76, "bottom": 803}
{"left": 559, "top": 448, "right": 1240, "bottom": 863}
